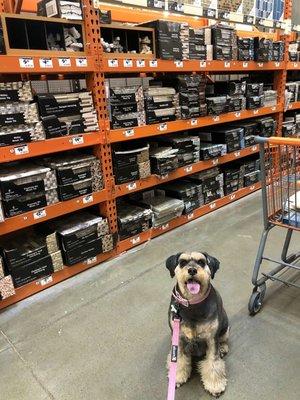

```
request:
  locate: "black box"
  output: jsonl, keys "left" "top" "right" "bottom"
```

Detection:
{"left": 63, "top": 237, "right": 103, "bottom": 266}
{"left": 114, "top": 164, "right": 139, "bottom": 185}
{"left": 58, "top": 178, "right": 92, "bottom": 201}
{"left": 2, "top": 192, "right": 48, "bottom": 217}
{"left": 0, "top": 129, "right": 35, "bottom": 147}
{"left": 246, "top": 95, "right": 264, "bottom": 110}
{"left": 200, "top": 143, "right": 225, "bottom": 160}
{"left": 42, "top": 115, "right": 85, "bottom": 138}
{"left": 246, "top": 83, "right": 264, "bottom": 96}
{"left": 244, "top": 170, "right": 260, "bottom": 186}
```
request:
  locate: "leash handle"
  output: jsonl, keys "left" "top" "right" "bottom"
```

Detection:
{"left": 167, "top": 317, "right": 181, "bottom": 400}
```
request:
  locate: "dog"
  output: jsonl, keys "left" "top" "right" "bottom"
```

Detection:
{"left": 166, "top": 251, "right": 229, "bottom": 397}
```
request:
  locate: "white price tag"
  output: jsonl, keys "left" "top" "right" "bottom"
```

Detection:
{"left": 161, "top": 223, "right": 169, "bottom": 230}
{"left": 289, "top": 104, "right": 293, "bottom": 109}
{"left": 235, "top": 112, "right": 241, "bottom": 118}
{"left": 187, "top": 213, "right": 194, "bottom": 220}
{"left": 130, "top": 236, "right": 141, "bottom": 245}
{"left": 293, "top": 62, "right": 298, "bottom": 68}
{"left": 160, "top": 174, "right": 169, "bottom": 180}
{"left": 253, "top": 109, "right": 259, "bottom": 115}
{"left": 72, "top": 136, "right": 84, "bottom": 145}
{"left": 123, "top": 59, "right": 133, "bottom": 68}
{"left": 14, "top": 145, "right": 29, "bottom": 156}
{"left": 191, "top": 119, "right": 198, "bottom": 126}
{"left": 39, "top": 58, "right": 53, "bottom": 68}
{"left": 33, "top": 209, "right": 47, "bottom": 220}
{"left": 271, "top": 106, "right": 276, "bottom": 111}
{"left": 234, "top": 151, "right": 241, "bottom": 157}
{"left": 212, "top": 158, "right": 219, "bottom": 166}
{"left": 275, "top": 62, "right": 280, "bottom": 67}
{"left": 230, "top": 194, "right": 236, "bottom": 201}
{"left": 252, "top": 145, "right": 258, "bottom": 152}
{"left": 243, "top": 62, "right": 248, "bottom": 68}
{"left": 108, "top": 59, "right": 118, "bottom": 68}
{"left": 19, "top": 57, "right": 34, "bottom": 68}
{"left": 76, "top": 57, "right": 88, "bottom": 67}
{"left": 58, "top": 57, "right": 71, "bottom": 67}
{"left": 174, "top": 60, "right": 183, "bottom": 68}
{"left": 250, "top": 185, "right": 256, "bottom": 191}
{"left": 83, "top": 194, "right": 93, "bottom": 204}
{"left": 224, "top": 62, "right": 231, "bottom": 68}
{"left": 124, "top": 129, "right": 135, "bottom": 137}
{"left": 258, "top": 63, "right": 264, "bottom": 67}
{"left": 184, "top": 166, "right": 193, "bottom": 173}
{"left": 136, "top": 59, "right": 145, "bottom": 67}
{"left": 200, "top": 61, "right": 206, "bottom": 68}
{"left": 39, "top": 276, "right": 53, "bottom": 286}
{"left": 213, "top": 116, "right": 220, "bottom": 122}
{"left": 126, "top": 182, "right": 137, "bottom": 191}
{"left": 159, "top": 123, "right": 167, "bottom": 131}
{"left": 209, "top": 202, "right": 217, "bottom": 210}
{"left": 149, "top": 60, "right": 158, "bottom": 67}
{"left": 86, "top": 256, "right": 97, "bottom": 265}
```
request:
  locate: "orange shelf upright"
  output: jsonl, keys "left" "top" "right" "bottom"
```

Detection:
{"left": 108, "top": 104, "right": 283, "bottom": 143}
{"left": 0, "top": 189, "right": 109, "bottom": 235}
{"left": 114, "top": 145, "right": 260, "bottom": 197}
{"left": 0, "top": 132, "right": 103, "bottom": 163}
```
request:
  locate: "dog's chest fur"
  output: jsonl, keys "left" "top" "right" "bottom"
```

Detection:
{"left": 181, "top": 318, "right": 218, "bottom": 341}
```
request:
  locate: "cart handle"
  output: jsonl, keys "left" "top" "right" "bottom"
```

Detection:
{"left": 255, "top": 136, "right": 300, "bottom": 146}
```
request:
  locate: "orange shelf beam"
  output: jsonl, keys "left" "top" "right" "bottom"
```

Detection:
{"left": 103, "top": 58, "right": 285, "bottom": 73}
{"left": 0, "top": 132, "right": 102, "bottom": 163}
{"left": 117, "top": 230, "right": 151, "bottom": 254}
{"left": 0, "top": 189, "right": 109, "bottom": 235}
{"left": 109, "top": 104, "right": 282, "bottom": 143}
{"left": 287, "top": 61, "right": 300, "bottom": 70}
{"left": 0, "top": 250, "right": 116, "bottom": 310}
{"left": 0, "top": 55, "right": 95, "bottom": 74}
{"left": 114, "top": 145, "right": 259, "bottom": 197}
{"left": 286, "top": 101, "right": 300, "bottom": 111}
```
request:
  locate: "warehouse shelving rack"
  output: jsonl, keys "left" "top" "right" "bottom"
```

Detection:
{"left": 0, "top": 0, "right": 295, "bottom": 309}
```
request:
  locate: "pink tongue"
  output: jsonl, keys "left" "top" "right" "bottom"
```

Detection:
{"left": 187, "top": 282, "right": 201, "bottom": 294}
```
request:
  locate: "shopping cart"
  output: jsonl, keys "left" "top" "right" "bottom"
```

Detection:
{"left": 249, "top": 136, "right": 300, "bottom": 315}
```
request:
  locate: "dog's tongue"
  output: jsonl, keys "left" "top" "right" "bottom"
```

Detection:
{"left": 187, "top": 281, "right": 200, "bottom": 295}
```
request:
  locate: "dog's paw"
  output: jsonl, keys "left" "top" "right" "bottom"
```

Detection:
{"left": 219, "top": 343, "right": 229, "bottom": 358}
{"left": 175, "top": 369, "right": 190, "bottom": 388}
{"left": 202, "top": 375, "right": 227, "bottom": 397}
{"left": 199, "top": 358, "right": 227, "bottom": 397}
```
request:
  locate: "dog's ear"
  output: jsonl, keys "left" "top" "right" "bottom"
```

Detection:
{"left": 203, "top": 252, "right": 220, "bottom": 279}
{"left": 165, "top": 253, "right": 182, "bottom": 278}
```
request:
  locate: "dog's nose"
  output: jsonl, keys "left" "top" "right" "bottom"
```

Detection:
{"left": 188, "top": 267, "right": 197, "bottom": 276}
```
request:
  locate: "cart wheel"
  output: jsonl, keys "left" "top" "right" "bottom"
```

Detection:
{"left": 248, "top": 284, "right": 266, "bottom": 316}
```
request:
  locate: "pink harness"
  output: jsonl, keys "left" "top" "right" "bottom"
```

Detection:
{"left": 167, "top": 286, "right": 211, "bottom": 400}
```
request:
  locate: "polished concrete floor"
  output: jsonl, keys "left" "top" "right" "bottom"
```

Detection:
{"left": 0, "top": 192, "right": 299, "bottom": 400}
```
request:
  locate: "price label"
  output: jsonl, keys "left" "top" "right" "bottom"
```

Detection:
{"left": 123, "top": 59, "right": 133, "bottom": 68}
{"left": 174, "top": 60, "right": 183, "bottom": 68}
{"left": 253, "top": 109, "right": 259, "bottom": 115}
{"left": 288, "top": 104, "right": 293, "bottom": 109}
{"left": 124, "top": 129, "right": 135, "bottom": 137}
{"left": 235, "top": 112, "right": 241, "bottom": 118}
{"left": 250, "top": 185, "right": 256, "bottom": 191}
{"left": 271, "top": 106, "right": 276, "bottom": 111}
{"left": 72, "top": 136, "right": 84, "bottom": 145}
{"left": 244, "top": 15, "right": 255, "bottom": 24}
{"left": 108, "top": 59, "right": 118, "bottom": 68}
{"left": 76, "top": 57, "right": 88, "bottom": 67}
{"left": 58, "top": 57, "right": 71, "bottom": 67}
{"left": 252, "top": 145, "right": 258, "bottom": 152}
{"left": 39, "top": 276, "right": 53, "bottom": 286}
{"left": 33, "top": 209, "right": 47, "bottom": 220}
{"left": 209, "top": 202, "right": 217, "bottom": 210}
{"left": 258, "top": 63, "right": 264, "bottom": 67}
{"left": 39, "top": 58, "right": 53, "bottom": 68}
{"left": 293, "top": 62, "right": 298, "bottom": 68}
{"left": 204, "top": 8, "right": 217, "bottom": 18}
{"left": 159, "top": 123, "right": 167, "bottom": 131}
{"left": 191, "top": 119, "right": 198, "bottom": 126}
{"left": 19, "top": 57, "right": 34, "bottom": 68}
{"left": 187, "top": 213, "right": 194, "bottom": 220}
{"left": 160, "top": 174, "right": 169, "bottom": 180}
{"left": 161, "top": 223, "right": 169, "bottom": 230}
{"left": 224, "top": 62, "right": 231, "bottom": 68}
{"left": 149, "top": 60, "right": 158, "bottom": 68}
{"left": 200, "top": 61, "right": 206, "bottom": 68}
{"left": 14, "top": 145, "right": 29, "bottom": 156}
{"left": 126, "top": 182, "right": 137, "bottom": 191}
{"left": 275, "top": 62, "right": 280, "bottom": 67}
{"left": 83, "top": 194, "right": 93, "bottom": 204}
{"left": 243, "top": 62, "right": 248, "bottom": 68}
{"left": 213, "top": 116, "right": 220, "bottom": 122}
{"left": 184, "top": 166, "right": 193, "bottom": 173}
{"left": 212, "top": 158, "right": 219, "bottom": 166}
{"left": 219, "top": 11, "right": 230, "bottom": 20}
{"left": 234, "top": 151, "right": 241, "bottom": 158}
{"left": 136, "top": 59, "right": 145, "bottom": 68}
{"left": 130, "top": 236, "right": 141, "bottom": 245}
{"left": 230, "top": 194, "right": 236, "bottom": 201}
{"left": 86, "top": 256, "right": 97, "bottom": 265}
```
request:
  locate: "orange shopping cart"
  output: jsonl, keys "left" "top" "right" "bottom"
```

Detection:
{"left": 249, "top": 136, "right": 300, "bottom": 315}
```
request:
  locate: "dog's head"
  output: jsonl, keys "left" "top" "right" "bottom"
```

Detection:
{"left": 166, "top": 252, "right": 220, "bottom": 298}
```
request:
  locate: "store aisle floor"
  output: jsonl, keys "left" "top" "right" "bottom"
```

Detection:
{"left": 0, "top": 192, "right": 299, "bottom": 400}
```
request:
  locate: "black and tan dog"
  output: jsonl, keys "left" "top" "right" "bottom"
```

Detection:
{"left": 166, "top": 252, "right": 229, "bottom": 397}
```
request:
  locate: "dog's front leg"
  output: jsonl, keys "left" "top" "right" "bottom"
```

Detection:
{"left": 198, "top": 338, "right": 227, "bottom": 397}
{"left": 167, "top": 344, "right": 191, "bottom": 388}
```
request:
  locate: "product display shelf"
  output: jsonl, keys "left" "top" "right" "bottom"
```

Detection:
{"left": 0, "top": 249, "right": 116, "bottom": 310}
{"left": 0, "top": 0, "right": 293, "bottom": 309}
{"left": 114, "top": 145, "right": 259, "bottom": 197}
{"left": 0, "top": 132, "right": 103, "bottom": 163}
{"left": 287, "top": 101, "right": 300, "bottom": 111}
{"left": 109, "top": 105, "right": 283, "bottom": 143}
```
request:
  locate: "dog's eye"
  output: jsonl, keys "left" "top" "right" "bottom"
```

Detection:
{"left": 179, "top": 259, "right": 188, "bottom": 268}
{"left": 197, "top": 260, "right": 206, "bottom": 268}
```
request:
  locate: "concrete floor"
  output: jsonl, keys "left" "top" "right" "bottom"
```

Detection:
{"left": 0, "top": 192, "right": 299, "bottom": 400}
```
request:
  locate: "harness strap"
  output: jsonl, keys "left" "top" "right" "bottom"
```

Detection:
{"left": 167, "top": 317, "right": 181, "bottom": 400}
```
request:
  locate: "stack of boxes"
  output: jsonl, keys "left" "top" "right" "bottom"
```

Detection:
{"left": 254, "top": 38, "right": 273, "bottom": 62}
{"left": 256, "top": 117, "right": 277, "bottom": 137}
{"left": 113, "top": 144, "right": 151, "bottom": 184}
{"left": 0, "top": 258, "right": 15, "bottom": 300}
{"left": 188, "top": 168, "right": 224, "bottom": 205}
{"left": 189, "top": 28, "right": 207, "bottom": 60}
{"left": 289, "top": 41, "right": 300, "bottom": 61}
{"left": 0, "top": 81, "right": 44, "bottom": 147}
{"left": 37, "top": 0, "right": 83, "bottom": 20}
{"left": 246, "top": 83, "right": 265, "bottom": 109}
{"left": 283, "top": 111, "right": 300, "bottom": 137}
{"left": 0, "top": 230, "right": 63, "bottom": 288}
{"left": 0, "top": 163, "right": 58, "bottom": 221}
{"left": 286, "top": 82, "right": 300, "bottom": 104}
{"left": 211, "top": 24, "right": 237, "bottom": 61}
{"left": 149, "top": 146, "right": 179, "bottom": 176}
{"left": 144, "top": 85, "right": 177, "bottom": 125}
{"left": 174, "top": 75, "right": 207, "bottom": 119}
{"left": 117, "top": 202, "right": 153, "bottom": 240}
{"left": 237, "top": 38, "right": 255, "bottom": 61}
{"left": 201, "top": 126, "right": 244, "bottom": 154}
{"left": 273, "top": 41, "right": 285, "bottom": 61}
{"left": 264, "top": 90, "right": 278, "bottom": 107}
{"left": 222, "top": 165, "right": 242, "bottom": 195}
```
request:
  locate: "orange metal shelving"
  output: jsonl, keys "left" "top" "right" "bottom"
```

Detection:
{"left": 287, "top": 101, "right": 300, "bottom": 111}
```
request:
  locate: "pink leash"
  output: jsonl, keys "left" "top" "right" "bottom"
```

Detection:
{"left": 167, "top": 317, "right": 181, "bottom": 400}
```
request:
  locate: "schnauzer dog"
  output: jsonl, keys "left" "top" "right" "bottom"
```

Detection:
{"left": 166, "top": 252, "right": 229, "bottom": 397}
